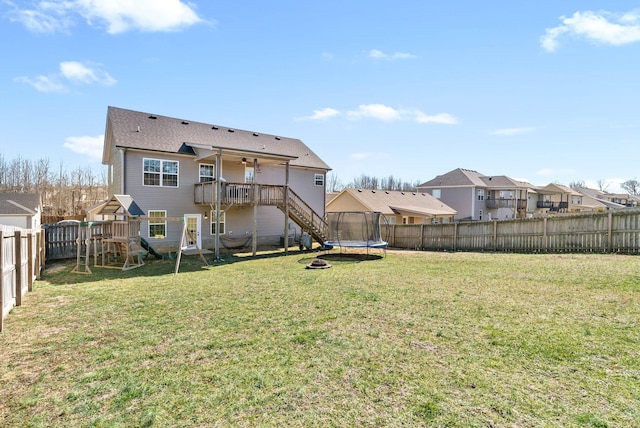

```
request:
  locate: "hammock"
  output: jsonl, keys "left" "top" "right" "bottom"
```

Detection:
{"left": 220, "top": 233, "right": 253, "bottom": 249}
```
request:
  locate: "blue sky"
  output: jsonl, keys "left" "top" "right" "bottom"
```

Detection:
{"left": 1, "top": 1, "right": 639, "bottom": 192}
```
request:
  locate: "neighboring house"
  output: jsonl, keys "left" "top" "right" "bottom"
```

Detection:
{"left": 572, "top": 187, "right": 626, "bottom": 211}
{"left": 537, "top": 183, "right": 602, "bottom": 213}
{"left": 0, "top": 193, "right": 42, "bottom": 229}
{"left": 416, "top": 168, "right": 535, "bottom": 221}
{"left": 101, "top": 106, "right": 331, "bottom": 254}
{"left": 326, "top": 188, "right": 457, "bottom": 225}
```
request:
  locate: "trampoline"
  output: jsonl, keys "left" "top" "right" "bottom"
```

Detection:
{"left": 323, "top": 211, "right": 388, "bottom": 255}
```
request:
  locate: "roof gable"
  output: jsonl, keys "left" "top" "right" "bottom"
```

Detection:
{"left": 419, "top": 168, "right": 486, "bottom": 187}
{"left": 104, "top": 106, "right": 330, "bottom": 170}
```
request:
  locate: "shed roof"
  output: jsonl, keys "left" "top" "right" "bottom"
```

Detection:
{"left": 103, "top": 106, "right": 331, "bottom": 171}
{"left": 328, "top": 188, "right": 457, "bottom": 216}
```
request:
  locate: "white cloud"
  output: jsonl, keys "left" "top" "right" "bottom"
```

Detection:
{"left": 369, "top": 49, "right": 417, "bottom": 61}
{"left": 542, "top": 10, "right": 640, "bottom": 52}
{"left": 321, "top": 52, "right": 334, "bottom": 61}
{"left": 297, "top": 107, "right": 340, "bottom": 121}
{"left": 347, "top": 104, "right": 401, "bottom": 122}
{"left": 60, "top": 61, "right": 116, "bottom": 85}
{"left": 490, "top": 127, "right": 535, "bottom": 136}
{"left": 298, "top": 104, "right": 457, "bottom": 125}
{"left": 63, "top": 135, "right": 104, "bottom": 161}
{"left": 346, "top": 104, "right": 458, "bottom": 125}
{"left": 13, "top": 75, "right": 67, "bottom": 93}
{"left": 15, "top": 61, "right": 116, "bottom": 92}
{"left": 7, "top": 0, "right": 203, "bottom": 34}
{"left": 415, "top": 112, "right": 458, "bottom": 125}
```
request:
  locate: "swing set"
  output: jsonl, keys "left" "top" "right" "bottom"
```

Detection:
{"left": 72, "top": 195, "right": 209, "bottom": 275}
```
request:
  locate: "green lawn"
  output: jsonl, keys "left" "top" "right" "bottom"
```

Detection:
{"left": 1, "top": 250, "right": 639, "bottom": 427}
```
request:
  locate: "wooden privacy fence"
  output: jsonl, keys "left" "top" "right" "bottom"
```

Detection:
{"left": 387, "top": 208, "right": 640, "bottom": 253}
{"left": 0, "top": 225, "right": 45, "bottom": 331}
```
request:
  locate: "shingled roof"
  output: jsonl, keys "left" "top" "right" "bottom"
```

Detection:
{"left": 0, "top": 193, "right": 41, "bottom": 215}
{"left": 328, "top": 188, "right": 457, "bottom": 216}
{"left": 419, "top": 168, "right": 533, "bottom": 189}
{"left": 103, "top": 106, "right": 330, "bottom": 171}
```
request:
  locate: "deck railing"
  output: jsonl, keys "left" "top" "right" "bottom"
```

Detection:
{"left": 194, "top": 181, "right": 327, "bottom": 243}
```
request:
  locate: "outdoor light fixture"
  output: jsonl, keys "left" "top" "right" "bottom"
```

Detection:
{"left": 241, "top": 157, "right": 247, "bottom": 165}
{"left": 204, "top": 212, "right": 208, "bottom": 220}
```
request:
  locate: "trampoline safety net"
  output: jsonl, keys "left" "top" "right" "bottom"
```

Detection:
{"left": 324, "top": 211, "right": 387, "bottom": 248}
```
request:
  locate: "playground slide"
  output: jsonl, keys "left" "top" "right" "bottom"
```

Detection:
{"left": 140, "top": 237, "right": 164, "bottom": 259}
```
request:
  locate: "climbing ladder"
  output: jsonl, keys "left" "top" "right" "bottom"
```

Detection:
{"left": 72, "top": 223, "right": 92, "bottom": 274}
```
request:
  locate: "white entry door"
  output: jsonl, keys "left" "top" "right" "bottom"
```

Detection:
{"left": 183, "top": 214, "right": 202, "bottom": 249}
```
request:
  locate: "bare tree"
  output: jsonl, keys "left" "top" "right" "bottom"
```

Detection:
{"left": 345, "top": 174, "right": 419, "bottom": 191}
{"left": 621, "top": 179, "right": 640, "bottom": 195}
{"left": 326, "top": 172, "right": 344, "bottom": 192}
{"left": 596, "top": 179, "right": 610, "bottom": 192}
{"left": 569, "top": 180, "right": 585, "bottom": 189}
{"left": 0, "top": 154, "right": 107, "bottom": 218}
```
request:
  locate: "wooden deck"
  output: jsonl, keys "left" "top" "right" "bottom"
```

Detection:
{"left": 194, "top": 182, "right": 327, "bottom": 244}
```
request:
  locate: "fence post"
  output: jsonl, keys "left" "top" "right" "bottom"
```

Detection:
{"left": 35, "top": 230, "right": 42, "bottom": 280}
{"left": 15, "top": 230, "right": 23, "bottom": 307}
{"left": 453, "top": 223, "right": 458, "bottom": 251}
{"left": 28, "top": 232, "right": 34, "bottom": 292}
{"left": 420, "top": 224, "right": 425, "bottom": 250}
{"left": 493, "top": 220, "right": 498, "bottom": 252}
{"left": 543, "top": 217, "right": 548, "bottom": 252}
{"left": 607, "top": 211, "right": 613, "bottom": 253}
{"left": 0, "top": 230, "right": 4, "bottom": 332}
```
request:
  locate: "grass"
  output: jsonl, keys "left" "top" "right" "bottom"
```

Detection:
{"left": 1, "top": 249, "right": 639, "bottom": 427}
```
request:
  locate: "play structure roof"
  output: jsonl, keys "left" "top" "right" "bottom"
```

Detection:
{"left": 97, "top": 195, "right": 145, "bottom": 217}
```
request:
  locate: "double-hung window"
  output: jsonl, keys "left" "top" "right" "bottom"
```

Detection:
{"left": 314, "top": 174, "right": 324, "bottom": 186}
{"left": 210, "top": 210, "right": 225, "bottom": 234}
{"left": 148, "top": 210, "right": 167, "bottom": 238}
{"left": 199, "top": 164, "right": 215, "bottom": 182}
{"left": 144, "top": 158, "right": 179, "bottom": 187}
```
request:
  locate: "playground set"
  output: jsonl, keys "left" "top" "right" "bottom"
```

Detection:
{"left": 72, "top": 195, "right": 208, "bottom": 275}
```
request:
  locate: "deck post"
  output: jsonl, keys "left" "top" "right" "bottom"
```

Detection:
{"left": 252, "top": 158, "right": 258, "bottom": 256}
{"left": 214, "top": 149, "right": 222, "bottom": 261}
{"left": 283, "top": 161, "right": 290, "bottom": 255}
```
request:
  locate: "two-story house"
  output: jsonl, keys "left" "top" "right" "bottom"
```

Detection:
{"left": 102, "top": 106, "right": 331, "bottom": 255}
{"left": 417, "top": 168, "right": 535, "bottom": 221}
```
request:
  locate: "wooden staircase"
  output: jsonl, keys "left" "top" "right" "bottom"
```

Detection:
{"left": 278, "top": 187, "right": 328, "bottom": 246}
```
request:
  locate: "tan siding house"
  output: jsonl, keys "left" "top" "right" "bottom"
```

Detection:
{"left": 326, "top": 188, "right": 456, "bottom": 224}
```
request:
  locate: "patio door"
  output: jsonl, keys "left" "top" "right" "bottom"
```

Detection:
{"left": 183, "top": 214, "right": 202, "bottom": 249}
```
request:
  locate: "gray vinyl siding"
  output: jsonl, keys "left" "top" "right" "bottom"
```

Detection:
{"left": 122, "top": 150, "right": 326, "bottom": 250}
{"left": 426, "top": 187, "right": 477, "bottom": 220}
{"left": 108, "top": 145, "right": 124, "bottom": 196}
{"left": 124, "top": 150, "right": 200, "bottom": 246}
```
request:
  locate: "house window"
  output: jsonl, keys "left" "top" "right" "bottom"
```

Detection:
{"left": 245, "top": 166, "right": 255, "bottom": 183}
{"left": 477, "top": 189, "right": 484, "bottom": 201}
{"left": 210, "top": 210, "right": 225, "bottom": 234}
{"left": 432, "top": 189, "right": 441, "bottom": 199}
{"left": 148, "top": 210, "right": 166, "bottom": 238}
{"left": 479, "top": 209, "right": 483, "bottom": 220}
{"left": 314, "top": 174, "right": 324, "bottom": 186}
{"left": 144, "top": 158, "right": 179, "bottom": 187}
{"left": 432, "top": 217, "right": 439, "bottom": 224}
{"left": 199, "top": 164, "right": 215, "bottom": 182}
